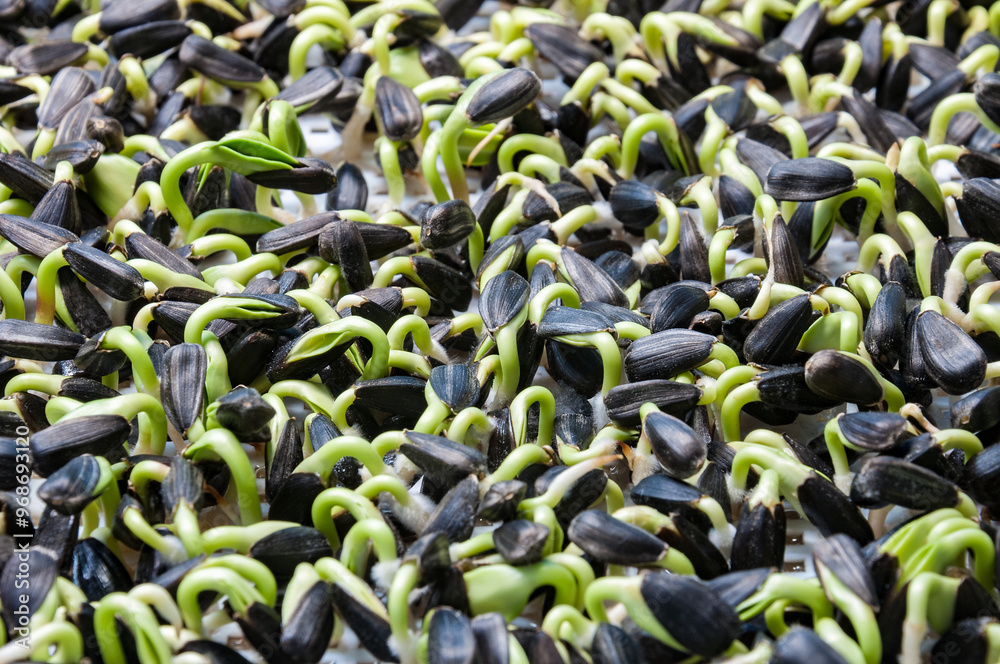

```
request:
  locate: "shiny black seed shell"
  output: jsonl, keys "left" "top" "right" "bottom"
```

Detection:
{"left": 731, "top": 502, "right": 785, "bottom": 571}
{"left": 0, "top": 320, "right": 86, "bottom": 361}
{"left": 375, "top": 76, "right": 423, "bottom": 142}
{"left": 401, "top": 431, "right": 486, "bottom": 486}
{"left": 764, "top": 158, "right": 856, "bottom": 202}
{"left": 38, "top": 455, "right": 103, "bottom": 514}
{"left": 557, "top": 249, "right": 626, "bottom": 307}
{"left": 639, "top": 573, "right": 741, "bottom": 657}
{"left": 642, "top": 410, "right": 706, "bottom": 479}
{"left": 8, "top": 40, "right": 87, "bottom": 75}
{"left": 624, "top": 329, "right": 716, "bottom": 382}
{"left": 804, "top": 350, "right": 883, "bottom": 406}
{"left": 524, "top": 22, "right": 605, "bottom": 82}
{"left": 421, "top": 199, "right": 476, "bottom": 250}
{"left": 864, "top": 281, "right": 905, "bottom": 370}
{"left": 480, "top": 270, "right": 529, "bottom": 333}
{"left": 916, "top": 310, "right": 986, "bottom": 395}
{"left": 466, "top": 68, "right": 541, "bottom": 125}
{"left": 71, "top": 538, "right": 132, "bottom": 601}
{"left": 797, "top": 476, "right": 874, "bottom": 544}
{"left": 851, "top": 456, "right": 959, "bottom": 511}
{"left": 178, "top": 35, "right": 268, "bottom": 85}
{"left": 0, "top": 213, "right": 78, "bottom": 257}
{"left": 29, "top": 414, "right": 130, "bottom": 477}
{"left": 743, "top": 294, "right": 814, "bottom": 365}
{"left": 567, "top": 509, "right": 666, "bottom": 565}
{"left": 63, "top": 242, "right": 145, "bottom": 301}
{"left": 493, "top": 520, "right": 549, "bottom": 566}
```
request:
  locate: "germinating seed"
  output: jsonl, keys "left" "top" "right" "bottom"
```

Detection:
{"left": 5, "top": 1, "right": 1000, "bottom": 663}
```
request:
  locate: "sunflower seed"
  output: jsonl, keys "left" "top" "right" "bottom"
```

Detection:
{"left": 609, "top": 179, "right": 662, "bottom": 234}
{"left": 757, "top": 365, "right": 841, "bottom": 413}
{"left": 54, "top": 377, "right": 117, "bottom": 403}
{"left": 417, "top": 39, "right": 463, "bottom": 78}
{"left": 0, "top": 153, "right": 53, "bottom": 203}
{"left": 765, "top": 158, "right": 856, "bottom": 202}
{"left": 568, "top": 509, "right": 666, "bottom": 565}
{"left": 54, "top": 93, "right": 106, "bottom": 146}
{"left": 772, "top": 628, "right": 850, "bottom": 664}
{"left": 524, "top": 23, "right": 605, "bottom": 82}
{"left": 325, "top": 219, "right": 372, "bottom": 292}
{"left": 318, "top": 218, "right": 412, "bottom": 261}
{"left": 71, "top": 538, "right": 132, "bottom": 601}
{"left": 179, "top": 35, "right": 269, "bottom": 86}
{"left": 731, "top": 501, "right": 785, "bottom": 571}
{"left": 420, "top": 199, "right": 475, "bottom": 250}
{"left": 64, "top": 242, "right": 145, "bottom": 301}
{"left": 704, "top": 574, "right": 770, "bottom": 617}
{"left": 966, "top": 441, "right": 1000, "bottom": 515}
{"left": 624, "top": 329, "right": 717, "bottom": 382}
{"left": 355, "top": 376, "right": 428, "bottom": 418}
{"left": 797, "top": 475, "right": 873, "bottom": 544}
{"left": 256, "top": 211, "right": 338, "bottom": 255}
{"left": 429, "top": 364, "right": 481, "bottom": 412}
{"left": 247, "top": 157, "right": 337, "bottom": 195}
{"left": 545, "top": 341, "right": 603, "bottom": 398}
{"left": 280, "top": 581, "right": 335, "bottom": 661}
{"left": 0, "top": 320, "right": 86, "bottom": 361}
{"left": 276, "top": 66, "right": 344, "bottom": 112}
{"left": 0, "top": 509, "right": 72, "bottom": 627}
{"left": 267, "top": 472, "right": 325, "bottom": 526}
{"left": 560, "top": 247, "right": 628, "bottom": 307}
{"left": 974, "top": 74, "right": 1000, "bottom": 131}
{"left": 956, "top": 178, "right": 1000, "bottom": 243}
{"left": 862, "top": 281, "right": 905, "bottom": 371}
{"left": 493, "top": 520, "right": 549, "bottom": 566}
{"left": 99, "top": 0, "right": 180, "bottom": 33}
{"left": 639, "top": 573, "right": 741, "bottom": 657}
{"left": 422, "top": 475, "right": 479, "bottom": 542}
{"left": 27, "top": 182, "right": 81, "bottom": 240}
{"left": 326, "top": 162, "right": 368, "bottom": 212}
{"left": 908, "top": 68, "right": 966, "bottom": 130}
{"left": 234, "top": 602, "right": 283, "bottom": 662}
{"left": 851, "top": 456, "right": 959, "bottom": 511}
{"left": 466, "top": 68, "right": 541, "bottom": 125}
{"left": 108, "top": 19, "right": 191, "bottom": 58}
{"left": 841, "top": 90, "right": 897, "bottom": 153}
{"left": 477, "top": 480, "right": 526, "bottom": 522}
{"left": 213, "top": 386, "right": 275, "bottom": 440}
{"left": 125, "top": 232, "right": 202, "bottom": 280}
{"left": 804, "top": 350, "right": 883, "bottom": 406}
{"left": 916, "top": 310, "right": 986, "bottom": 395}
{"left": 480, "top": 270, "right": 529, "bottom": 333}
{"left": 8, "top": 40, "right": 87, "bottom": 75}
{"left": 248, "top": 526, "right": 332, "bottom": 581}
{"left": 375, "top": 76, "right": 423, "bottom": 142}
{"left": 38, "top": 454, "right": 106, "bottom": 514}
{"left": 648, "top": 284, "right": 709, "bottom": 333}
{"left": 537, "top": 305, "right": 614, "bottom": 338}
{"left": 813, "top": 534, "right": 878, "bottom": 607}
{"left": 0, "top": 80, "right": 30, "bottom": 107}
{"left": 951, "top": 386, "right": 1000, "bottom": 432}
{"left": 29, "top": 414, "right": 130, "bottom": 477}
{"left": 402, "top": 431, "right": 486, "bottom": 486}
{"left": 743, "top": 294, "right": 814, "bottom": 365}
{"left": 470, "top": 613, "right": 510, "bottom": 664}
{"left": 43, "top": 140, "right": 104, "bottom": 175}
{"left": 641, "top": 410, "right": 706, "bottom": 479}
{"left": 188, "top": 104, "right": 242, "bottom": 141}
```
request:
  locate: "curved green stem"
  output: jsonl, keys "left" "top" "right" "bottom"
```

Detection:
{"left": 510, "top": 385, "right": 556, "bottom": 446}
{"left": 183, "top": 428, "right": 261, "bottom": 524}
